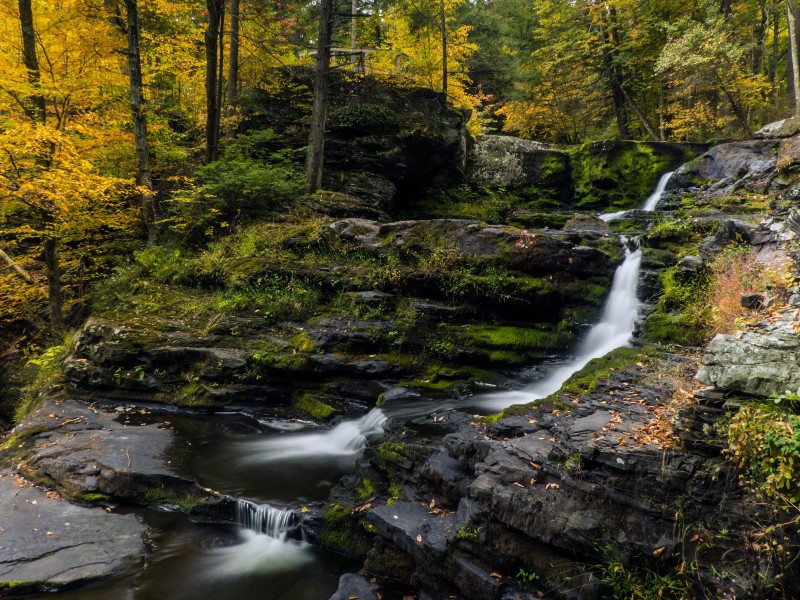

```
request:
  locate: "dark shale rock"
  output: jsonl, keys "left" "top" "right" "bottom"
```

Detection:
{"left": 328, "top": 573, "right": 381, "bottom": 600}
{"left": 0, "top": 472, "right": 147, "bottom": 592}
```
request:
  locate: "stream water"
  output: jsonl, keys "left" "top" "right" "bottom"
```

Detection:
{"left": 599, "top": 171, "right": 674, "bottom": 222}
{"left": 17, "top": 172, "right": 672, "bottom": 600}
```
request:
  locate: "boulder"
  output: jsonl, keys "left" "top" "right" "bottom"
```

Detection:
{"left": 466, "top": 135, "right": 571, "bottom": 205}
{"left": 696, "top": 326, "right": 800, "bottom": 397}
{"left": 668, "top": 140, "right": 779, "bottom": 190}
{"left": 754, "top": 115, "right": 800, "bottom": 139}
{"left": 328, "top": 573, "right": 381, "bottom": 600}
{"left": 777, "top": 135, "right": 800, "bottom": 171}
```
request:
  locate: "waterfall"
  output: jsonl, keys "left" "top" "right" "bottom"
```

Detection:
{"left": 476, "top": 237, "right": 642, "bottom": 411}
{"left": 599, "top": 171, "right": 674, "bottom": 222}
{"left": 240, "top": 407, "right": 387, "bottom": 463}
{"left": 236, "top": 500, "right": 297, "bottom": 539}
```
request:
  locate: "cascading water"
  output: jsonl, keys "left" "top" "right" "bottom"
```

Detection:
{"left": 239, "top": 407, "right": 387, "bottom": 463}
{"left": 476, "top": 237, "right": 643, "bottom": 412}
{"left": 599, "top": 170, "right": 674, "bottom": 222}
{"left": 236, "top": 500, "right": 297, "bottom": 538}
{"left": 197, "top": 501, "right": 311, "bottom": 579}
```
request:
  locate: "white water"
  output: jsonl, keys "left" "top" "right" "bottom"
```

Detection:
{"left": 199, "top": 530, "right": 312, "bottom": 578}
{"left": 599, "top": 171, "right": 674, "bottom": 222}
{"left": 239, "top": 407, "right": 387, "bottom": 462}
{"left": 475, "top": 239, "right": 643, "bottom": 412}
{"left": 236, "top": 500, "right": 297, "bottom": 538}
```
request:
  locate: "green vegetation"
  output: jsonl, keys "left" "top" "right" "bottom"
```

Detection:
{"left": 596, "top": 556, "right": 691, "bottom": 599}
{"left": 294, "top": 393, "right": 338, "bottom": 420}
{"left": 320, "top": 503, "right": 373, "bottom": 559}
{"left": 14, "top": 341, "right": 72, "bottom": 423}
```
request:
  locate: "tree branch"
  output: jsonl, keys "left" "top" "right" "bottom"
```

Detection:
{"left": 0, "top": 247, "right": 34, "bottom": 283}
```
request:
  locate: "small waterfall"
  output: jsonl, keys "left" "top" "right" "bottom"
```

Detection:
{"left": 599, "top": 171, "right": 674, "bottom": 222}
{"left": 240, "top": 407, "right": 387, "bottom": 463}
{"left": 236, "top": 500, "right": 296, "bottom": 539}
{"left": 476, "top": 237, "right": 642, "bottom": 411}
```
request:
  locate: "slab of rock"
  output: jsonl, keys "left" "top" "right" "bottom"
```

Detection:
{"left": 754, "top": 116, "right": 800, "bottom": 139}
{"left": 0, "top": 472, "right": 146, "bottom": 591}
{"left": 328, "top": 572, "right": 381, "bottom": 600}
{"left": 696, "top": 327, "right": 800, "bottom": 397}
{"left": 669, "top": 140, "right": 779, "bottom": 190}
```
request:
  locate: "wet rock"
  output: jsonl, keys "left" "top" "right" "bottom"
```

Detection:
{"left": 0, "top": 472, "right": 147, "bottom": 592}
{"left": 777, "top": 135, "right": 800, "bottom": 171}
{"left": 328, "top": 572, "right": 381, "bottom": 600}
{"left": 697, "top": 326, "right": 800, "bottom": 397}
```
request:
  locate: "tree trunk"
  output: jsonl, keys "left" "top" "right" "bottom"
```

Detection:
{"left": 439, "top": 0, "right": 447, "bottom": 99}
{"left": 124, "top": 0, "right": 158, "bottom": 245}
{"left": 788, "top": 0, "right": 800, "bottom": 115}
{"left": 43, "top": 237, "right": 64, "bottom": 337}
{"left": 17, "top": 0, "right": 45, "bottom": 124}
{"left": 225, "top": 0, "right": 240, "bottom": 121}
{"left": 0, "top": 247, "right": 33, "bottom": 283}
{"left": 215, "top": 7, "right": 225, "bottom": 148}
{"left": 205, "top": 0, "right": 224, "bottom": 163}
{"left": 305, "top": 0, "right": 333, "bottom": 193}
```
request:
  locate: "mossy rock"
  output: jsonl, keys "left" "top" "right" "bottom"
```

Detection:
{"left": 641, "top": 311, "right": 707, "bottom": 346}
{"left": 293, "top": 392, "right": 338, "bottom": 420}
{"left": 318, "top": 503, "right": 374, "bottom": 559}
{"left": 570, "top": 141, "right": 700, "bottom": 212}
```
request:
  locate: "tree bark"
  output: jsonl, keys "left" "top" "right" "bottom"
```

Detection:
{"left": 17, "top": 0, "right": 45, "bottom": 124}
{"left": 225, "top": 0, "right": 240, "bottom": 122}
{"left": 123, "top": 0, "right": 158, "bottom": 244}
{"left": 43, "top": 237, "right": 64, "bottom": 337}
{"left": 439, "top": 0, "right": 447, "bottom": 99}
{"left": 789, "top": 0, "right": 800, "bottom": 115}
{"left": 205, "top": 0, "right": 224, "bottom": 163}
{"left": 305, "top": 0, "right": 333, "bottom": 193}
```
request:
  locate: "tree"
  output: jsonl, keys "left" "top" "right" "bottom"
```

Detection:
{"left": 205, "top": 0, "right": 225, "bottom": 163}
{"left": 123, "top": 0, "right": 159, "bottom": 244}
{"left": 305, "top": 0, "right": 334, "bottom": 192}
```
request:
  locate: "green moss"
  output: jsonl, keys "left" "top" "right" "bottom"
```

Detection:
{"left": 641, "top": 311, "right": 707, "bottom": 346}
{"left": 136, "top": 485, "right": 208, "bottom": 512}
{"left": 356, "top": 478, "right": 377, "bottom": 500}
{"left": 399, "top": 365, "right": 499, "bottom": 392}
{"left": 556, "top": 346, "right": 646, "bottom": 398}
{"left": 320, "top": 503, "right": 373, "bottom": 558}
{"left": 378, "top": 442, "right": 407, "bottom": 463}
{"left": 290, "top": 330, "right": 315, "bottom": 353}
{"left": 294, "top": 393, "right": 338, "bottom": 420}
{"left": 506, "top": 211, "right": 572, "bottom": 230}
{"left": 69, "top": 491, "right": 112, "bottom": 505}
{"left": 570, "top": 142, "right": 693, "bottom": 211}
{"left": 466, "top": 325, "right": 571, "bottom": 351}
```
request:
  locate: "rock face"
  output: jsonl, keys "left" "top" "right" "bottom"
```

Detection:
{"left": 669, "top": 140, "right": 779, "bottom": 191}
{"left": 240, "top": 69, "right": 468, "bottom": 208}
{"left": 466, "top": 135, "right": 571, "bottom": 205}
{"left": 336, "top": 362, "right": 762, "bottom": 600}
{"left": 0, "top": 472, "right": 146, "bottom": 592}
{"left": 696, "top": 324, "right": 800, "bottom": 397}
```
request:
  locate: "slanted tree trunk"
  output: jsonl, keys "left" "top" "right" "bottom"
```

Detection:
{"left": 123, "top": 0, "right": 158, "bottom": 244}
{"left": 205, "top": 0, "right": 224, "bottom": 162}
{"left": 305, "top": 0, "right": 333, "bottom": 193}
{"left": 225, "top": 0, "right": 240, "bottom": 123}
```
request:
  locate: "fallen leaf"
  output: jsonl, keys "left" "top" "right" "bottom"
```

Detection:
{"left": 429, "top": 498, "right": 436, "bottom": 509}
{"left": 653, "top": 547, "right": 665, "bottom": 558}
{"left": 416, "top": 534, "right": 423, "bottom": 543}
{"left": 690, "top": 534, "right": 701, "bottom": 543}
{"left": 545, "top": 483, "right": 560, "bottom": 490}
{"left": 512, "top": 482, "right": 524, "bottom": 488}
{"left": 490, "top": 572, "right": 503, "bottom": 579}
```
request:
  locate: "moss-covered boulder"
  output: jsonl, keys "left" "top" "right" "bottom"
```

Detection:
{"left": 570, "top": 141, "right": 702, "bottom": 211}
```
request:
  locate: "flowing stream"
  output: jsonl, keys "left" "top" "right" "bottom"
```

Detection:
{"left": 18, "top": 172, "right": 673, "bottom": 600}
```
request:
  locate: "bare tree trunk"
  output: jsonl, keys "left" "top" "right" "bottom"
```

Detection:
{"left": 439, "top": 0, "right": 447, "bottom": 98}
{"left": 772, "top": 0, "right": 780, "bottom": 106}
{"left": 621, "top": 86, "right": 661, "bottom": 141}
{"left": 215, "top": 7, "right": 225, "bottom": 148}
{"left": 305, "top": 0, "right": 333, "bottom": 193}
{"left": 205, "top": 0, "right": 224, "bottom": 163}
{"left": 350, "top": 0, "right": 357, "bottom": 65}
{"left": 124, "top": 0, "right": 158, "bottom": 244}
{"left": 788, "top": 0, "right": 800, "bottom": 115}
{"left": 225, "top": 0, "right": 240, "bottom": 121}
